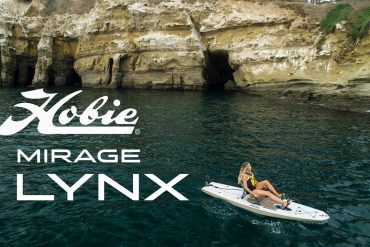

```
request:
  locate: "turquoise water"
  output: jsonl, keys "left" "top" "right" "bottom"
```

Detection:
{"left": 0, "top": 88, "right": 369, "bottom": 246}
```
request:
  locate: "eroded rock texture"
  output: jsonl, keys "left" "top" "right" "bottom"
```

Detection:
{"left": 0, "top": 0, "right": 369, "bottom": 97}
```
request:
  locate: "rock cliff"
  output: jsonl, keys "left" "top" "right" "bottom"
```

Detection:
{"left": 0, "top": 0, "right": 369, "bottom": 100}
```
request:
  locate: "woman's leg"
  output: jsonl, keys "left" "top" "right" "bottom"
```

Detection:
{"left": 253, "top": 189, "right": 287, "bottom": 206}
{"left": 256, "top": 180, "right": 282, "bottom": 197}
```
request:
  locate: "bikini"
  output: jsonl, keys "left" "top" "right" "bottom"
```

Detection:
{"left": 244, "top": 173, "right": 256, "bottom": 191}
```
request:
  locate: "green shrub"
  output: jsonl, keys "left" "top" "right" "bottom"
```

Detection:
{"left": 320, "top": 4, "right": 353, "bottom": 34}
{"left": 350, "top": 7, "right": 370, "bottom": 39}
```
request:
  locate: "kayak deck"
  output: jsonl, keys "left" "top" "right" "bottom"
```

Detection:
{"left": 247, "top": 197, "right": 277, "bottom": 210}
{"left": 201, "top": 182, "right": 329, "bottom": 223}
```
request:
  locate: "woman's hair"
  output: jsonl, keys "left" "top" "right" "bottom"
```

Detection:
{"left": 237, "top": 162, "right": 252, "bottom": 184}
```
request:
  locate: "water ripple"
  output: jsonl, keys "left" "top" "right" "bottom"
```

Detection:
{"left": 0, "top": 88, "right": 369, "bottom": 246}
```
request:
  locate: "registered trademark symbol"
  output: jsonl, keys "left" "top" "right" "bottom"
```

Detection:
{"left": 135, "top": 129, "right": 141, "bottom": 135}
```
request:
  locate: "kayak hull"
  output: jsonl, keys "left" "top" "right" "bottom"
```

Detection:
{"left": 201, "top": 182, "right": 329, "bottom": 223}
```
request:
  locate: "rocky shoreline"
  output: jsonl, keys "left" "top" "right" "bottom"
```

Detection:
{"left": 0, "top": 0, "right": 369, "bottom": 111}
{"left": 241, "top": 82, "right": 370, "bottom": 113}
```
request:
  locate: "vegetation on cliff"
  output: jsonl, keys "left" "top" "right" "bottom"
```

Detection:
{"left": 351, "top": 7, "right": 370, "bottom": 39}
{"left": 320, "top": 3, "right": 370, "bottom": 39}
{"left": 320, "top": 4, "right": 353, "bottom": 33}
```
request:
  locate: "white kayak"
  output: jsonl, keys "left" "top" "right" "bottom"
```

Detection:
{"left": 201, "top": 182, "right": 330, "bottom": 223}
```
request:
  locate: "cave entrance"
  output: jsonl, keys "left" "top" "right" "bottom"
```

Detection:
{"left": 26, "top": 65, "right": 35, "bottom": 86}
{"left": 13, "top": 65, "right": 20, "bottom": 87}
{"left": 65, "top": 68, "right": 82, "bottom": 87}
{"left": 48, "top": 68, "right": 55, "bottom": 86}
{"left": 205, "top": 50, "right": 235, "bottom": 90}
{"left": 107, "top": 58, "right": 113, "bottom": 85}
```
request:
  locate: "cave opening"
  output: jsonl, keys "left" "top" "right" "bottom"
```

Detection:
{"left": 117, "top": 56, "right": 126, "bottom": 88}
{"left": 26, "top": 65, "right": 35, "bottom": 86}
{"left": 205, "top": 50, "right": 235, "bottom": 90}
{"left": 48, "top": 68, "right": 55, "bottom": 86}
{"left": 65, "top": 68, "right": 82, "bottom": 87}
{"left": 14, "top": 65, "right": 20, "bottom": 87}
{"left": 107, "top": 58, "right": 113, "bottom": 85}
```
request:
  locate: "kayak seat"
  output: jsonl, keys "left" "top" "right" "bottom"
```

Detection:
{"left": 241, "top": 187, "right": 260, "bottom": 205}
{"left": 243, "top": 190, "right": 276, "bottom": 210}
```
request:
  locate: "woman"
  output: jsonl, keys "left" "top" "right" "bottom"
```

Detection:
{"left": 238, "top": 162, "right": 291, "bottom": 209}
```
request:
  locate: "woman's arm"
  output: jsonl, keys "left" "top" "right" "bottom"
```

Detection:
{"left": 242, "top": 175, "right": 258, "bottom": 198}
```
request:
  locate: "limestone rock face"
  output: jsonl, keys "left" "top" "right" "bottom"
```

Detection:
{"left": 72, "top": 1, "right": 207, "bottom": 89}
{"left": 197, "top": 1, "right": 369, "bottom": 97}
{"left": 32, "top": 34, "right": 53, "bottom": 86}
{"left": 0, "top": 0, "right": 369, "bottom": 97}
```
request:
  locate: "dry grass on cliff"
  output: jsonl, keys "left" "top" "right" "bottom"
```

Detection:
{"left": 19, "top": 0, "right": 370, "bottom": 24}
{"left": 244, "top": 0, "right": 370, "bottom": 24}
{"left": 43, "top": 0, "right": 97, "bottom": 15}
{"left": 234, "top": 0, "right": 329, "bottom": 22}
{"left": 344, "top": 0, "right": 370, "bottom": 11}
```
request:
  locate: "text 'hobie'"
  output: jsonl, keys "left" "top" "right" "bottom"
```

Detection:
{"left": 0, "top": 89, "right": 138, "bottom": 135}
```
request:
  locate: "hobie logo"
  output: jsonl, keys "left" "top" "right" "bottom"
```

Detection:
{"left": 0, "top": 89, "right": 138, "bottom": 135}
